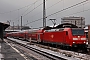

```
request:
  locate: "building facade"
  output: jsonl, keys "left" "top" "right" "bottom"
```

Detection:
{"left": 61, "top": 17, "right": 85, "bottom": 28}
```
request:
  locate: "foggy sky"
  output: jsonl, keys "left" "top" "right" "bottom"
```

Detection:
{"left": 0, "top": 0, "right": 90, "bottom": 28}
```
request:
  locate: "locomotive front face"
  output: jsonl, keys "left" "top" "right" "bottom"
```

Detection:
{"left": 71, "top": 28, "right": 87, "bottom": 47}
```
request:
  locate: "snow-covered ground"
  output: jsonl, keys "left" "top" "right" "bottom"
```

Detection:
{"left": 0, "top": 43, "right": 4, "bottom": 59}
{"left": 7, "top": 37, "right": 90, "bottom": 60}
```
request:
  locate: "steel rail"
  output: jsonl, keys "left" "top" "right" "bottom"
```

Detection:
{"left": 6, "top": 38, "right": 67, "bottom": 60}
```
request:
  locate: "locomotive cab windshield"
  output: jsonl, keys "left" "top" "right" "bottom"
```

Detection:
{"left": 72, "top": 29, "right": 84, "bottom": 35}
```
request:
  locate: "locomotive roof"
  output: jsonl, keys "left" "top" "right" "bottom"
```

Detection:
{"left": 43, "top": 23, "right": 78, "bottom": 30}
{"left": 54, "top": 23, "right": 78, "bottom": 28}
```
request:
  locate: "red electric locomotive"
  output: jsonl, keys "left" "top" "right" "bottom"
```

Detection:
{"left": 42, "top": 28, "right": 87, "bottom": 48}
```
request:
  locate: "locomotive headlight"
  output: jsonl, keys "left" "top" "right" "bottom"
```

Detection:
{"left": 81, "top": 38, "right": 86, "bottom": 40}
{"left": 73, "top": 42, "right": 75, "bottom": 43}
{"left": 84, "top": 41, "right": 86, "bottom": 43}
{"left": 73, "top": 38, "right": 78, "bottom": 40}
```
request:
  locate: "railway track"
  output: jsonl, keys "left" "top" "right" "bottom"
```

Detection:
{"left": 5, "top": 38, "right": 70, "bottom": 60}
{"left": 5, "top": 37, "right": 90, "bottom": 60}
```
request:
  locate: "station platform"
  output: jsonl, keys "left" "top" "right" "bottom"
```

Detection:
{"left": 0, "top": 41, "right": 26, "bottom": 60}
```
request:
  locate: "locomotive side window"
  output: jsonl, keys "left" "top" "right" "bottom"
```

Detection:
{"left": 66, "top": 31, "right": 68, "bottom": 35}
{"left": 72, "top": 29, "right": 84, "bottom": 35}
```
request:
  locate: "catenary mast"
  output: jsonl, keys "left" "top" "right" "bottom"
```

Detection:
{"left": 43, "top": 0, "right": 46, "bottom": 28}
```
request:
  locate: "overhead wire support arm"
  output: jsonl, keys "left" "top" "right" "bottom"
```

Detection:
{"left": 49, "top": 19, "right": 56, "bottom": 27}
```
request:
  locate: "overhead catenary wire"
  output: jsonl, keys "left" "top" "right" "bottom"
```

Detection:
{"left": 22, "top": 3, "right": 43, "bottom": 17}
{"left": 24, "top": 18, "right": 43, "bottom": 26}
{"left": 0, "top": 0, "right": 41, "bottom": 26}
{"left": 46, "top": 0, "right": 63, "bottom": 10}
{"left": 46, "top": 0, "right": 88, "bottom": 18}
{"left": 24, "top": 0, "right": 88, "bottom": 26}
{"left": 1, "top": 0, "right": 89, "bottom": 27}
{"left": 24, "top": 0, "right": 69, "bottom": 26}
{"left": 68, "top": 8, "right": 90, "bottom": 16}
{"left": 11, "top": 0, "right": 49, "bottom": 23}
{"left": 24, "top": 0, "right": 63, "bottom": 21}
{"left": 22, "top": 0, "right": 41, "bottom": 16}
{"left": 55, "top": 0, "right": 90, "bottom": 20}
{"left": 4, "top": 0, "right": 41, "bottom": 24}
{"left": 0, "top": 0, "right": 40, "bottom": 15}
{"left": 22, "top": 0, "right": 48, "bottom": 17}
{"left": 55, "top": 8, "right": 90, "bottom": 22}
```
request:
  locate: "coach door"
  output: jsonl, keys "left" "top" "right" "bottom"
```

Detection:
{"left": 37, "top": 34, "right": 41, "bottom": 42}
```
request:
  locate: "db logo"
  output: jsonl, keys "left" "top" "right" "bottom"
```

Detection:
{"left": 51, "top": 35, "right": 54, "bottom": 38}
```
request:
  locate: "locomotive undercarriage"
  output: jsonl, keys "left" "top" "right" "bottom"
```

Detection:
{"left": 40, "top": 40, "right": 87, "bottom": 52}
{"left": 72, "top": 44, "right": 87, "bottom": 51}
